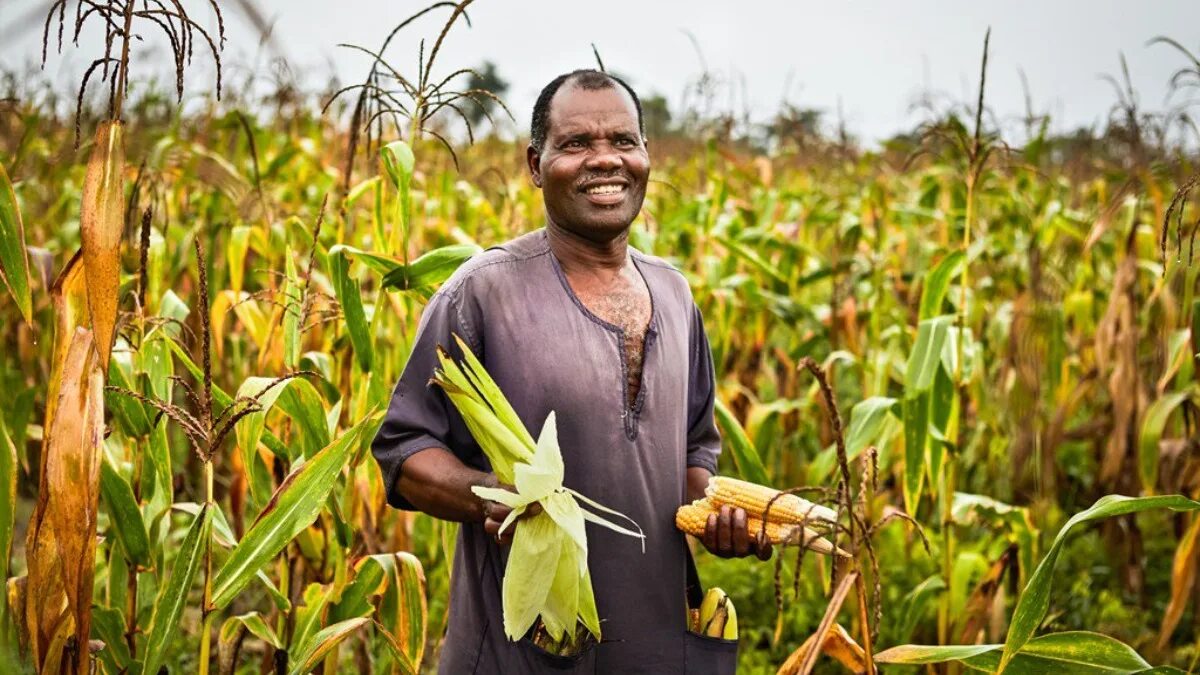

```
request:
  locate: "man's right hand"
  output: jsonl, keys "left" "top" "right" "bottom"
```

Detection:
{"left": 478, "top": 474, "right": 541, "bottom": 546}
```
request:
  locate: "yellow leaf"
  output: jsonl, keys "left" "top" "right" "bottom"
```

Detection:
{"left": 80, "top": 120, "right": 126, "bottom": 370}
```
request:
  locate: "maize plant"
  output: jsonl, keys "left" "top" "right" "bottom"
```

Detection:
{"left": 3, "top": 4, "right": 1200, "bottom": 674}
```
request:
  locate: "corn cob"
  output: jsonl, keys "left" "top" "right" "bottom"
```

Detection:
{"left": 704, "top": 476, "right": 837, "bottom": 525}
{"left": 675, "top": 499, "right": 847, "bottom": 556}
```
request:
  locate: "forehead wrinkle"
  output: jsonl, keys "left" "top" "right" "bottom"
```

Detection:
{"left": 549, "top": 111, "right": 640, "bottom": 142}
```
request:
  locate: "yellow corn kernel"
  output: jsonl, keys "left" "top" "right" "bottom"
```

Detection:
{"left": 704, "top": 476, "right": 837, "bottom": 525}
{"left": 674, "top": 499, "right": 845, "bottom": 556}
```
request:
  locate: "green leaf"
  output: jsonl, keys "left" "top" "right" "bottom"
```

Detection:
{"left": 1138, "top": 390, "right": 1191, "bottom": 494}
{"left": 896, "top": 575, "right": 945, "bottom": 644}
{"left": 220, "top": 611, "right": 282, "bottom": 649}
{"left": 210, "top": 413, "right": 378, "bottom": 609}
{"left": 283, "top": 251, "right": 301, "bottom": 369}
{"left": 998, "top": 496, "right": 1200, "bottom": 673}
{"left": 919, "top": 250, "right": 966, "bottom": 321}
{"left": 902, "top": 392, "right": 930, "bottom": 517}
{"left": 92, "top": 606, "right": 132, "bottom": 672}
{"left": 0, "top": 161, "right": 33, "bottom": 326}
{"left": 293, "top": 583, "right": 333, "bottom": 654}
{"left": 381, "top": 244, "right": 481, "bottom": 292}
{"left": 0, "top": 415, "right": 16, "bottom": 586}
{"left": 329, "top": 245, "right": 374, "bottom": 372}
{"left": 173, "top": 502, "right": 290, "bottom": 611}
{"left": 106, "top": 351, "right": 152, "bottom": 437}
{"left": 287, "top": 617, "right": 370, "bottom": 675}
{"left": 277, "top": 377, "right": 331, "bottom": 458}
{"left": 880, "top": 631, "right": 1158, "bottom": 675}
{"left": 99, "top": 456, "right": 151, "bottom": 566}
{"left": 379, "top": 552, "right": 428, "bottom": 671}
{"left": 141, "top": 504, "right": 212, "bottom": 675}
{"left": 845, "top": 396, "right": 900, "bottom": 459}
{"left": 381, "top": 140, "right": 415, "bottom": 191}
{"left": 906, "top": 315, "right": 953, "bottom": 393}
{"left": 713, "top": 398, "right": 771, "bottom": 486}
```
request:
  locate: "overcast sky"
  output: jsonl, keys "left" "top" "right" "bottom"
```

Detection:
{"left": 4, "top": 1, "right": 1200, "bottom": 146}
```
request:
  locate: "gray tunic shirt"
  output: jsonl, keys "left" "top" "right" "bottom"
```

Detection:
{"left": 371, "top": 228, "right": 723, "bottom": 673}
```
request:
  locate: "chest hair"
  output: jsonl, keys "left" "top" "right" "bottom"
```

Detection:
{"left": 572, "top": 267, "right": 652, "bottom": 407}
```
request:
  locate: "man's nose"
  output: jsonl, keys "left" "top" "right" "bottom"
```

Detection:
{"left": 585, "top": 143, "right": 622, "bottom": 171}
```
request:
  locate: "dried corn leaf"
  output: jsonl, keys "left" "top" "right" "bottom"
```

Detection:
{"left": 80, "top": 121, "right": 126, "bottom": 370}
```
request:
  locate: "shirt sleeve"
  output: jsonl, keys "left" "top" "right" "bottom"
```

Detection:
{"left": 370, "top": 290, "right": 477, "bottom": 510}
{"left": 685, "top": 303, "right": 721, "bottom": 474}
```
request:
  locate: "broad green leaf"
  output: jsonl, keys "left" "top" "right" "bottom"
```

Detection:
{"left": 329, "top": 245, "right": 374, "bottom": 372}
{"left": 210, "top": 413, "right": 378, "bottom": 609}
{"left": 220, "top": 611, "right": 282, "bottom": 649}
{"left": 379, "top": 552, "right": 427, "bottom": 671}
{"left": 99, "top": 456, "right": 151, "bottom": 566}
{"left": 288, "top": 617, "right": 370, "bottom": 675}
{"left": 713, "top": 398, "right": 771, "bottom": 486}
{"left": 0, "top": 161, "right": 32, "bottom": 326}
{"left": 173, "top": 502, "right": 290, "bottom": 611}
{"left": 919, "top": 250, "right": 966, "bottom": 321}
{"left": 845, "top": 396, "right": 899, "bottom": 459}
{"left": 331, "top": 555, "right": 392, "bottom": 622}
{"left": 91, "top": 606, "right": 131, "bottom": 672}
{"left": 999, "top": 495, "right": 1200, "bottom": 673}
{"left": 106, "top": 351, "right": 152, "bottom": 437}
{"left": 141, "top": 504, "right": 211, "bottom": 675}
{"left": 293, "top": 583, "right": 333, "bottom": 654}
{"left": 381, "top": 140, "right": 415, "bottom": 192}
{"left": 277, "top": 377, "right": 331, "bottom": 457}
{"left": 381, "top": 244, "right": 481, "bottom": 292}
{"left": 881, "top": 631, "right": 1156, "bottom": 674}
{"left": 906, "top": 315, "right": 952, "bottom": 393}
{"left": 903, "top": 392, "right": 930, "bottom": 517}
{"left": 283, "top": 250, "right": 301, "bottom": 369}
{"left": 1138, "top": 390, "right": 1191, "bottom": 494}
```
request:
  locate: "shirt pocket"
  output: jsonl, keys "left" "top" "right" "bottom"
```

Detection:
{"left": 515, "top": 635, "right": 598, "bottom": 673}
{"left": 683, "top": 630, "right": 738, "bottom": 674}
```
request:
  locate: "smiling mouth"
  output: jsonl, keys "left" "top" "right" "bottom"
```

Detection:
{"left": 584, "top": 183, "right": 627, "bottom": 196}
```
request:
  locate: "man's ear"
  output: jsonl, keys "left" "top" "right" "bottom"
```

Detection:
{"left": 526, "top": 144, "right": 542, "bottom": 188}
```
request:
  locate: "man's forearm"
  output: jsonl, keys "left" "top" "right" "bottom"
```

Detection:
{"left": 686, "top": 466, "right": 713, "bottom": 503}
{"left": 395, "top": 447, "right": 495, "bottom": 523}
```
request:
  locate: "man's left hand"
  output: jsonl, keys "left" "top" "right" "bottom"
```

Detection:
{"left": 700, "top": 503, "right": 772, "bottom": 560}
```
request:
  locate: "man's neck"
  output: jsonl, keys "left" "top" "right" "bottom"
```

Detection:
{"left": 546, "top": 219, "right": 631, "bottom": 280}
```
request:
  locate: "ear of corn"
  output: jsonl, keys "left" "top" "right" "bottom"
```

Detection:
{"left": 705, "top": 476, "right": 838, "bottom": 525}
{"left": 675, "top": 498, "right": 847, "bottom": 556}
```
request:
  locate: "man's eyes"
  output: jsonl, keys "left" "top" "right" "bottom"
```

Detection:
{"left": 560, "top": 137, "right": 637, "bottom": 150}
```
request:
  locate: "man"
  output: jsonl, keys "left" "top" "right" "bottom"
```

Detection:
{"left": 371, "top": 69, "right": 768, "bottom": 674}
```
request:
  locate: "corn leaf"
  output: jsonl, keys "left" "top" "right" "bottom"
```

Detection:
{"left": 905, "top": 315, "right": 952, "bottom": 393}
{"left": 381, "top": 244, "right": 481, "bottom": 292}
{"left": 0, "top": 161, "right": 32, "bottom": 326}
{"left": 228, "top": 224, "right": 252, "bottom": 293}
{"left": 918, "top": 250, "right": 966, "bottom": 321}
{"left": 91, "top": 606, "right": 131, "bottom": 673}
{"left": 106, "top": 353, "right": 152, "bottom": 437}
{"left": 287, "top": 617, "right": 370, "bottom": 675}
{"left": 99, "top": 457, "right": 150, "bottom": 567}
{"left": 379, "top": 552, "right": 427, "bottom": 671}
{"left": 173, "top": 502, "right": 290, "bottom": 611}
{"left": 1157, "top": 515, "right": 1200, "bottom": 650}
{"left": 283, "top": 250, "right": 301, "bottom": 369}
{"left": 902, "top": 392, "right": 930, "bottom": 517}
{"left": 328, "top": 245, "right": 374, "bottom": 372}
{"left": 80, "top": 121, "right": 126, "bottom": 369}
{"left": 220, "top": 611, "right": 282, "bottom": 649}
{"left": 1138, "top": 389, "right": 1192, "bottom": 494}
{"left": 210, "top": 413, "right": 377, "bottom": 609}
{"left": 896, "top": 575, "right": 945, "bottom": 644}
{"left": 882, "top": 631, "right": 1158, "bottom": 674}
{"left": 845, "top": 396, "right": 900, "bottom": 460}
{"left": 292, "top": 583, "right": 333, "bottom": 654}
{"left": 998, "top": 495, "right": 1200, "bottom": 673}
{"left": 713, "top": 398, "right": 771, "bottom": 486}
{"left": 141, "top": 504, "right": 211, "bottom": 675}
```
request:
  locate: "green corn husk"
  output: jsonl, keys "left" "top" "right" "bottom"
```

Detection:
{"left": 432, "top": 334, "right": 644, "bottom": 648}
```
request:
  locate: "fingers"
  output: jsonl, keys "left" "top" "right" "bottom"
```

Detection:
{"left": 754, "top": 540, "right": 773, "bottom": 561}
{"left": 717, "top": 505, "right": 733, "bottom": 554}
{"left": 483, "top": 501, "right": 515, "bottom": 546}
{"left": 731, "top": 508, "right": 751, "bottom": 557}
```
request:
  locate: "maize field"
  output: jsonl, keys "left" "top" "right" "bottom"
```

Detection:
{"left": 3, "top": 1, "right": 1200, "bottom": 673}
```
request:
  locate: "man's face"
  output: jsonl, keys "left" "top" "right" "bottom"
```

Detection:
{"left": 528, "top": 83, "right": 650, "bottom": 242}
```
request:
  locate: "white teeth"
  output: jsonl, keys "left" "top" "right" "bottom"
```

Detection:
{"left": 586, "top": 184, "right": 625, "bottom": 195}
